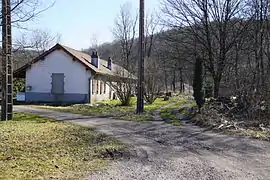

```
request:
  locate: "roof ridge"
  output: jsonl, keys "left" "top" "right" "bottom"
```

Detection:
{"left": 57, "top": 44, "right": 114, "bottom": 64}
{"left": 59, "top": 44, "right": 105, "bottom": 61}
{"left": 14, "top": 43, "right": 136, "bottom": 80}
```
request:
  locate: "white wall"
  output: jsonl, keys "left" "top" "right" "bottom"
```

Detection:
{"left": 91, "top": 81, "right": 114, "bottom": 103}
{"left": 26, "top": 49, "right": 91, "bottom": 95}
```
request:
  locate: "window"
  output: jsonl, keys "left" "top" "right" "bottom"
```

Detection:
{"left": 104, "top": 82, "right": 106, "bottom": 94}
{"left": 92, "top": 79, "right": 95, "bottom": 95}
{"left": 100, "top": 81, "right": 103, "bottom": 94}
{"left": 96, "top": 80, "right": 99, "bottom": 94}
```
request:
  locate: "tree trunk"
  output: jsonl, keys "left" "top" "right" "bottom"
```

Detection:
{"left": 235, "top": 44, "right": 240, "bottom": 90}
{"left": 179, "top": 68, "right": 184, "bottom": 93}
{"left": 164, "top": 70, "right": 168, "bottom": 93}
{"left": 213, "top": 75, "right": 221, "bottom": 98}
{"left": 172, "top": 69, "right": 176, "bottom": 92}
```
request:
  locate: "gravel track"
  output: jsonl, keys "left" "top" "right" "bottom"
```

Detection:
{"left": 15, "top": 106, "right": 270, "bottom": 180}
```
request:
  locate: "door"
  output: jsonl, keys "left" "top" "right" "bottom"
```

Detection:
{"left": 51, "top": 73, "right": 64, "bottom": 101}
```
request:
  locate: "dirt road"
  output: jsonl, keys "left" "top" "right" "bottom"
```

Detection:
{"left": 15, "top": 106, "right": 270, "bottom": 180}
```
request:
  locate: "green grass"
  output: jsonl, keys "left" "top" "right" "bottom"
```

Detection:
{"left": 34, "top": 95, "right": 194, "bottom": 125}
{"left": 166, "top": 119, "right": 182, "bottom": 126}
{"left": 160, "top": 108, "right": 182, "bottom": 126}
{"left": 160, "top": 110, "right": 177, "bottom": 120}
{"left": 34, "top": 97, "right": 173, "bottom": 120}
{"left": 0, "top": 113, "right": 125, "bottom": 180}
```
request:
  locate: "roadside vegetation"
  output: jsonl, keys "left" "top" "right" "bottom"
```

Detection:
{"left": 0, "top": 113, "right": 126, "bottom": 179}
{"left": 187, "top": 97, "right": 270, "bottom": 141}
{"left": 33, "top": 95, "right": 194, "bottom": 124}
{"left": 33, "top": 93, "right": 270, "bottom": 141}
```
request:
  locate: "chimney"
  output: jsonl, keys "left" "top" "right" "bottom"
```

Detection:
{"left": 107, "top": 57, "right": 112, "bottom": 70}
{"left": 91, "top": 51, "right": 99, "bottom": 68}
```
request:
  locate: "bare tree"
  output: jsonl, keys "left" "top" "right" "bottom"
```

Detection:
{"left": 110, "top": 2, "right": 138, "bottom": 106}
{"left": 15, "top": 29, "right": 61, "bottom": 54}
{"left": 113, "top": 2, "right": 138, "bottom": 71}
{"left": 144, "top": 57, "right": 162, "bottom": 104}
{"left": 0, "top": 0, "right": 55, "bottom": 29}
{"left": 13, "top": 29, "right": 61, "bottom": 69}
{"left": 107, "top": 67, "right": 136, "bottom": 106}
{"left": 90, "top": 33, "right": 99, "bottom": 50}
{"left": 247, "top": 0, "right": 270, "bottom": 91}
{"left": 144, "top": 12, "right": 161, "bottom": 103}
{"left": 162, "top": 0, "right": 251, "bottom": 97}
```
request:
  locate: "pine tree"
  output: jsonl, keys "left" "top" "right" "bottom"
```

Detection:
{"left": 193, "top": 57, "right": 205, "bottom": 111}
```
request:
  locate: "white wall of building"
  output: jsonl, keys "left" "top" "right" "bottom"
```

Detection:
{"left": 91, "top": 81, "right": 114, "bottom": 103}
{"left": 26, "top": 49, "right": 91, "bottom": 95}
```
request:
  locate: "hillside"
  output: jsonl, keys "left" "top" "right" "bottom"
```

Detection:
{"left": 83, "top": 29, "right": 194, "bottom": 93}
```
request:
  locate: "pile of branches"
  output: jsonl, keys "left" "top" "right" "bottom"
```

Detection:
{"left": 199, "top": 96, "right": 270, "bottom": 132}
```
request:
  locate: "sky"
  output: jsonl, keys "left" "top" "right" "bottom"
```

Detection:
{"left": 14, "top": 0, "right": 161, "bottom": 50}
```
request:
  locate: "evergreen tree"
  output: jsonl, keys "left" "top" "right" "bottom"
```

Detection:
{"left": 193, "top": 57, "right": 205, "bottom": 111}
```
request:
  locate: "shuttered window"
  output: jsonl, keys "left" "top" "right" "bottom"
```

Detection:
{"left": 104, "top": 82, "right": 106, "bottom": 94}
{"left": 92, "top": 80, "right": 94, "bottom": 94}
{"left": 96, "top": 80, "right": 99, "bottom": 94}
{"left": 100, "top": 81, "right": 103, "bottom": 94}
{"left": 92, "top": 79, "right": 96, "bottom": 94}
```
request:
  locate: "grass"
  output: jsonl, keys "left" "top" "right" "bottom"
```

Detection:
{"left": 191, "top": 111, "right": 270, "bottom": 141}
{"left": 35, "top": 97, "right": 180, "bottom": 118}
{"left": 238, "top": 129, "right": 270, "bottom": 140}
{"left": 160, "top": 108, "right": 182, "bottom": 126}
{"left": 0, "top": 113, "right": 125, "bottom": 180}
{"left": 33, "top": 95, "right": 194, "bottom": 125}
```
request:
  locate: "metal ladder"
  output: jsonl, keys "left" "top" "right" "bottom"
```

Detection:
{"left": 1, "top": 0, "right": 13, "bottom": 120}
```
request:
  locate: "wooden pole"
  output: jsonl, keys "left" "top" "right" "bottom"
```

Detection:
{"left": 136, "top": 0, "right": 145, "bottom": 114}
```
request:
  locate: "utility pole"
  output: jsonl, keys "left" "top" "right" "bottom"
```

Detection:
{"left": 136, "top": 0, "right": 145, "bottom": 114}
{"left": 1, "top": 0, "right": 13, "bottom": 120}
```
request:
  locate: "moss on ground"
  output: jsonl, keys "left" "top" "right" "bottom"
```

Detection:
{"left": 0, "top": 113, "right": 125, "bottom": 180}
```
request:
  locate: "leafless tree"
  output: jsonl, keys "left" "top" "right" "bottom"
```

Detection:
{"left": 248, "top": 0, "right": 270, "bottom": 91}
{"left": 144, "top": 57, "right": 162, "bottom": 104}
{"left": 0, "top": 0, "right": 56, "bottom": 69}
{"left": 110, "top": 2, "right": 138, "bottom": 106}
{"left": 13, "top": 29, "right": 61, "bottom": 69}
{"left": 162, "top": 0, "right": 251, "bottom": 97}
{"left": 107, "top": 68, "right": 136, "bottom": 106}
{"left": 113, "top": 2, "right": 138, "bottom": 71}
{"left": 0, "top": 0, "right": 55, "bottom": 29}
{"left": 144, "top": 12, "right": 161, "bottom": 103}
{"left": 15, "top": 29, "right": 61, "bottom": 54}
{"left": 90, "top": 33, "right": 99, "bottom": 50}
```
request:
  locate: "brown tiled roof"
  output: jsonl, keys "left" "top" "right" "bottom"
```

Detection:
{"left": 14, "top": 43, "right": 135, "bottom": 79}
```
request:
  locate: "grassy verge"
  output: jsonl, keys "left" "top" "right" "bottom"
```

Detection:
{"left": 158, "top": 96, "right": 196, "bottom": 126}
{"left": 226, "top": 129, "right": 270, "bottom": 141}
{"left": 160, "top": 109, "right": 181, "bottom": 126}
{"left": 33, "top": 96, "right": 188, "bottom": 123}
{"left": 0, "top": 113, "right": 125, "bottom": 180}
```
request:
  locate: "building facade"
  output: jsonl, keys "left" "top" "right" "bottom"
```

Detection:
{"left": 14, "top": 44, "right": 124, "bottom": 104}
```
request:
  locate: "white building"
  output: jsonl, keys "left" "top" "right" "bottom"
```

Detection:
{"left": 14, "top": 43, "right": 133, "bottom": 104}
